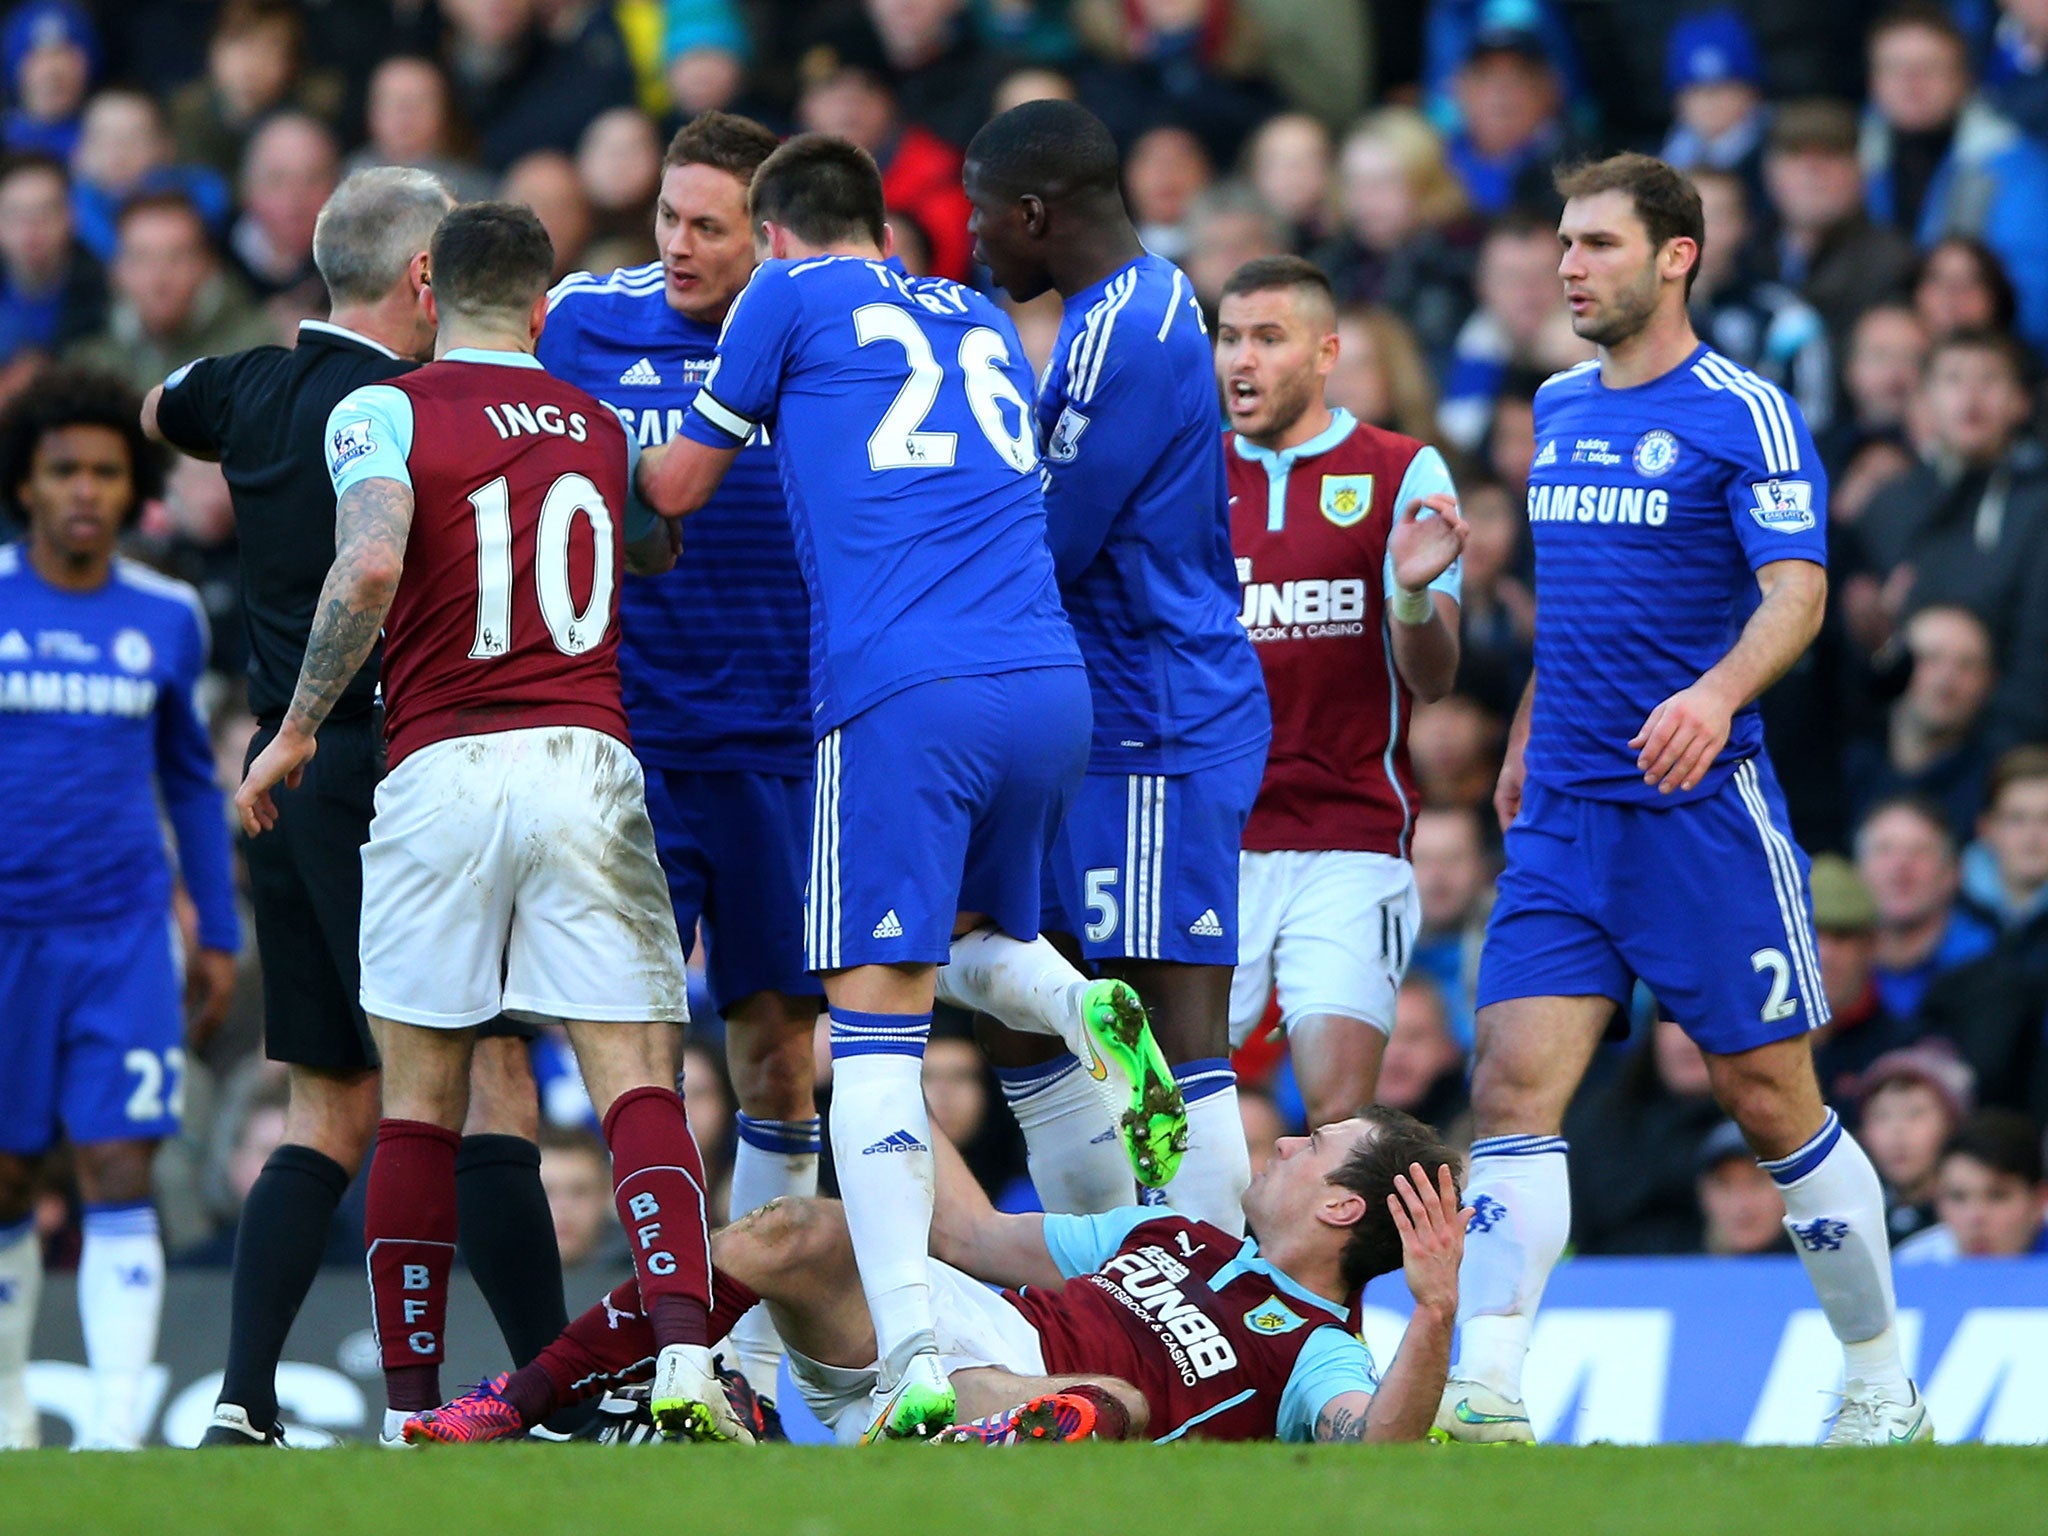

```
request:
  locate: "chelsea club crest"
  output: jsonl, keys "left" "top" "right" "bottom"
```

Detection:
{"left": 1319, "top": 474, "right": 1374, "bottom": 527}
{"left": 1632, "top": 429, "right": 1679, "bottom": 477}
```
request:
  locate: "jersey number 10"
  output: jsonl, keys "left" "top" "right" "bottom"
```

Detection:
{"left": 466, "top": 472, "right": 616, "bottom": 659}
{"left": 854, "top": 303, "right": 1037, "bottom": 475}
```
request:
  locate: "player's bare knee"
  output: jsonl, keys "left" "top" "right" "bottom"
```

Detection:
{"left": 726, "top": 1017, "right": 817, "bottom": 1121}
{"left": 284, "top": 1066, "right": 379, "bottom": 1168}
{"left": 73, "top": 1140, "right": 157, "bottom": 1206}
{"left": 466, "top": 1039, "right": 541, "bottom": 1139}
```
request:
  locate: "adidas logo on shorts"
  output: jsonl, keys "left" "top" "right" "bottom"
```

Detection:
{"left": 862, "top": 1130, "right": 923, "bottom": 1155}
{"left": 618, "top": 357, "right": 663, "bottom": 386}
{"left": 1188, "top": 908, "right": 1225, "bottom": 938}
{"left": 871, "top": 909, "right": 904, "bottom": 939}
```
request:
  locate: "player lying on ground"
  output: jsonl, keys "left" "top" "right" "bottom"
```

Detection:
{"left": 407, "top": 1104, "right": 1469, "bottom": 1445}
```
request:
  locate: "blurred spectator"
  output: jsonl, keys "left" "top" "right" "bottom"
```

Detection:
{"left": 832, "top": 0, "right": 1012, "bottom": 155}
{"left": 65, "top": 191, "right": 270, "bottom": 393}
{"left": 1847, "top": 1040, "right": 1975, "bottom": 1243}
{"left": 921, "top": 1028, "right": 1024, "bottom": 1201}
{"left": 166, "top": 0, "right": 333, "bottom": 180}
{"left": 1814, "top": 302, "right": 1925, "bottom": 482}
{"left": 798, "top": 58, "right": 973, "bottom": 280}
{"left": 442, "top": 0, "right": 638, "bottom": 172}
{"left": 1695, "top": 1119, "right": 1792, "bottom": 1255}
{"left": 1857, "top": 331, "right": 2048, "bottom": 734}
{"left": 1481, "top": 368, "right": 1544, "bottom": 497}
{"left": 1121, "top": 121, "right": 1211, "bottom": 263}
{"left": 229, "top": 112, "right": 339, "bottom": 318}
{"left": 1241, "top": 111, "right": 1333, "bottom": 252}
{"left": 975, "top": 1, "right": 1078, "bottom": 66}
{"left": 1313, "top": 108, "right": 1476, "bottom": 362}
{"left": 3, "top": 0, "right": 94, "bottom": 158}
{"left": 1439, "top": 209, "right": 1561, "bottom": 450}
{"left": 680, "top": 1038, "right": 736, "bottom": 1219}
{"left": 1896, "top": 1107, "right": 2048, "bottom": 1260}
{"left": 1853, "top": 794, "right": 1998, "bottom": 1017}
{"left": 345, "top": 54, "right": 494, "bottom": 204}
{"left": 1566, "top": 1018, "right": 1722, "bottom": 1254}
{"left": 1239, "top": 1086, "right": 1285, "bottom": 1175}
{"left": 1374, "top": 973, "right": 1470, "bottom": 1137}
{"left": 68, "top": 87, "right": 231, "bottom": 262}
{"left": 499, "top": 149, "right": 594, "bottom": 280}
{"left": 1230, "top": 0, "right": 1367, "bottom": 131}
{"left": 1422, "top": 0, "right": 1589, "bottom": 140}
{"left": 1962, "top": 747, "right": 2048, "bottom": 950}
{"left": 1760, "top": 99, "right": 1919, "bottom": 362}
{"left": 1862, "top": 3, "right": 2048, "bottom": 352}
{"left": 577, "top": 105, "right": 662, "bottom": 257}
{"left": 1984, "top": 0, "right": 2048, "bottom": 141}
{"left": 1805, "top": 853, "right": 1916, "bottom": 1101}
{"left": 1409, "top": 692, "right": 1506, "bottom": 811}
{"left": 1408, "top": 803, "right": 1495, "bottom": 1047}
{"left": 141, "top": 451, "right": 245, "bottom": 678}
{"left": 1910, "top": 235, "right": 2019, "bottom": 342}
{"left": 1660, "top": 7, "right": 1768, "bottom": 198}
{"left": 0, "top": 152, "right": 105, "bottom": 381}
{"left": 1450, "top": 476, "right": 1535, "bottom": 713}
{"left": 1327, "top": 304, "right": 1440, "bottom": 444}
{"left": 1845, "top": 605, "right": 1995, "bottom": 836}
{"left": 1688, "top": 166, "right": 1833, "bottom": 433}
{"left": 661, "top": 0, "right": 754, "bottom": 122}
{"left": 1444, "top": 23, "right": 1570, "bottom": 217}
{"left": 990, "top": 64, "right": 1079, "bottom": 119}
{"left": 1071, "top": 0, "right": 1282, "bottom": 167}
{"left": 538, "top": 1123, "right": 623, "bottom": 1269}
{"left": 1181, "top": 182, "right": 1283, "bottom": 314}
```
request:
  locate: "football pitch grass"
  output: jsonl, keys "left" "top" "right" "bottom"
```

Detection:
{"left": 3, "top": 1444, "right": 2042, "bottom": 1536}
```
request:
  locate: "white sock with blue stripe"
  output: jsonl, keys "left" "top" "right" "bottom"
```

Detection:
{"left": 79, "top": 1200, "right": 163, "bottom": 1448}
{"left": 1763, "top": 1110, "right": 1912, "bottom": 1402}
{"left": 728, "top": 1114, "right": 822, "bottom": 1398}
{"left": 0, "top": 1216, "right": 41, "bottom": 1448}
{"left": 1162, "top": 1059, "right": 1250, "bottom": 1237}
{"left": 997, "top": 1055, "right": 1132, "bottom": 1215}
{"left": 1453, "top": 1135, "right": 1571, "bottom": 1401}
{"left": 826, "top": 1011, "right": 939, "bottom": 1378}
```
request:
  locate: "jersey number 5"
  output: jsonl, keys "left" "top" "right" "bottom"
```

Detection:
{"left": 467, "top": 472, "right": 616, "bottom": 659}
{"left": 853, "top": 304, "right": 1036, "bottom": 475}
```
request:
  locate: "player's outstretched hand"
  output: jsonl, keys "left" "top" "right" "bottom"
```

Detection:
{"left": 1389, "top": 1161, "right": 1470, "bottom": 1319}
{"left": 185, "top": 945, "right": 238, "bottom": 1050}
{"left": 234, "top": 727, "right": 318, "bottom": 836}
{"left": 1629, "top": 679, "right": 1735, "bottom": 794}
{"left": 1389, "top": 492, "right": 1468, "bottom": 594}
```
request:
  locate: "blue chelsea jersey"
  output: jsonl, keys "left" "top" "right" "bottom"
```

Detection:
{"left": 680, "top": 256, "right": 1080, "bottom": 735}
{"left": 1522, "top": 347, "right": 1829, "bottom": 805}
{"left": 1039, "top": 253, "right": 1270, "bottom": 774}
{"left": 539, "top": 262, "right": 811, "bottom": 774}
{"left": 0, "top": 545, "right": 238, "bottom": 948}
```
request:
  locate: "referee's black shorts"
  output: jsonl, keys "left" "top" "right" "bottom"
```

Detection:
{"left": 241, "top": 713, "right": 536, "bottom": 1072}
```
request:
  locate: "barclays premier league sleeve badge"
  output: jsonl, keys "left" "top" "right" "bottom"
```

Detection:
{"left": 329, "top": 418, "right": 376, "bottom": 475}
{"left": 1748, "top": 478, "right": 1815, "bottom": 533}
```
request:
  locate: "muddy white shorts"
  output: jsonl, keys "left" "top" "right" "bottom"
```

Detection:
{"left": 1229, "top": 848, "right": 1419, "bottom": 1046}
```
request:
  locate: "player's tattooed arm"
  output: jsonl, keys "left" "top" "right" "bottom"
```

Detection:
{"left": 1314, "top": 1395, "right": 1371, "bottom": 1444}
{"left": 284, "top": 475, "right": 416, "bottom": 737}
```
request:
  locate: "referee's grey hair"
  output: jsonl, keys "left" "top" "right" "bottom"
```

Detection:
{"left": 313, "top": 167, "right": 454, "bottom": 307}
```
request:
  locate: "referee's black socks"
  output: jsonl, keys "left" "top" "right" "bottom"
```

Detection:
{"left": 218, "top": 1143, "right": 351, "bottom": 1429}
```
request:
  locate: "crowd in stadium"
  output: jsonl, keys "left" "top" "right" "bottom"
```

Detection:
{"left": 2, "top": 0, "right": 2046, "bottom": 1310}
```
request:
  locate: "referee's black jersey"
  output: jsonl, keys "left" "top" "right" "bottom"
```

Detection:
{"left": 155, "top": 320, "right": 416, "bottom": 724}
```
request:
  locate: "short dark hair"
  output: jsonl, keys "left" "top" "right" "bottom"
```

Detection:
{"left": 748, "top": 133, "right": 886, "bottom": 249}
{"left": 1326, "top": 1105, "right": 1463, "bottom": 1294}
{"left": 1944, "top": 1108, "right": 2045, "bottom": 1185}
{"left": 0, "top": 366, "right": 163, "bottom": 529}
{"left": 1857, "top": 791, "right": 1961, "bottom": 856}
{"left": 965, "top": 98, "right": 1121, "bottom": 201}
{"left": 1986, "top": 746, "right": 2048, "bottom": 812}
{"left": 663, "top": 110, "right": 780, "bottom": 181}
{"left": 429, "top": 201, "right": 554, "bottom": 321}
{"left": 1554, "top": 152, "right": 1706, "bottom": 295}
{"left": 1219, "top": 255, "right": 1335, "bottom": 321}
{"left": 1871, "top": 1, "right": 1970, "bottom": 59}
{"left": 1768, "top": 98, "right": 1861, "bottom": 157}
{"left": 116, "top": 189, "right": 212, "bottom": 246}
{"left": 1926, "top": 326, "right": 2031, "bottom": 391}
{"left": 1914, "top": 236, "right": 2020, "bottom": 334}
{"left": 0, "top": 150, "right": 69, "bottom": 194}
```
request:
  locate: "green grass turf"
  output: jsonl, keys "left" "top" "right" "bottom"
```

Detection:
{"left": 0, "top": 1444, "right": 2041, "bottom": 1536}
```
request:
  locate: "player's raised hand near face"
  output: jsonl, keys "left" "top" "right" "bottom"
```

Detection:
{"left": 1629, "top": 676, "right": 1736, "bottom": 794}
{"left": 233, "top": 726, "right": 318, "bottom": 837}
{"left": 1389, "top": 492, "right": 1468, "bottom": 593}
{"left": 1389, "top": 1161, "right": 1470, "bottom": 1319}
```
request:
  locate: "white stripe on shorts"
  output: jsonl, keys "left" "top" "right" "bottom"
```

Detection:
{"left": 809, "top": 732, "right": 842, "bottom": 971}
{"left": 1732, "top": 760, "right": 1828, "bottom": 1028}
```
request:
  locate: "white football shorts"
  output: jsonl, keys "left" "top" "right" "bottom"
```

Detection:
{"left": 1229, "top": 848, "right": 1420, "bottom": 1046}
{"left": 358, "top": 725, "right": 689, "bottom": 1028}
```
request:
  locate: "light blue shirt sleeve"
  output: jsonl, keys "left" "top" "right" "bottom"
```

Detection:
{"left": 325, "top": 384, "right": 416, "bottom": 499}
{"left": 1275, "top": 1326, "right": 1380, "bottom": 1443}
{"left": 1382, "top": 445, "right": 1463, "bottom": 602}
{"left": 1040, "top": 1207, "right": 1161, "bottom": 1280}
{"left": 603, "top": 403, "right": 660, "bottom": 545}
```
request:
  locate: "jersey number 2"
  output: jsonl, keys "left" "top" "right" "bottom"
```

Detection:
{"left": 853, "top": 304, "right": 1036, "bottom": 474}
{"left": 467, "top": 472, "right": 615, "bottom": 659}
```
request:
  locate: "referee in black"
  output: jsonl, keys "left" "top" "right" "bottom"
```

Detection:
{"left": 142, "top": 169, "right": 572, "bottom": 1447}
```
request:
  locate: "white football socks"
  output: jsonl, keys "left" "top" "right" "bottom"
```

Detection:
{"left": 78, "top": 1201, "right": 164, "bottom": 1449}
{"left": 936, "top": 930, "right": 1092, "bottom": 1056}
{"left": 996, "top": 1056, "right": 1133, "bottom": 1214}
{"left": 1161, "top": 1061, "right": 1250, "bottom": 1236}
{"left": 1454, "top": 1137, "right": 1572, "bottom": 1401}
{"left": 826, "top": 1013, "right": 938, "bottom": 1381}
{"left": 0, "top": 1217, "right": 42, "bottom": 1449}
{"left": 727, "top": 1115, "right": 821, "bottom": 1400}
{"left": 1764, "top": 1111, "right": 1913, "bottom": 1402}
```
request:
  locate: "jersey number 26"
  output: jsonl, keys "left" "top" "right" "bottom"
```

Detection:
{"left": 853, "top": 304, "right": 1037, "bottom": 475}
